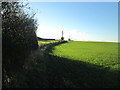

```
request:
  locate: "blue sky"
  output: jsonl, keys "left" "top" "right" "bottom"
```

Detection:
{"left": 26, "top": 2, "right": 118, "bottom": 42}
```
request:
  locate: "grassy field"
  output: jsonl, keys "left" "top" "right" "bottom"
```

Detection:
{"left": 51, "top": 41, "right": 119, "bottom": 70}
{"left": 12, "top": 41, "right": 119, "bottom": 88}
{"left": 45, "top": 41, "right": 119, "bottom": 87}
{"left": 38, "top": 40, "right": 60, "bottom": 46}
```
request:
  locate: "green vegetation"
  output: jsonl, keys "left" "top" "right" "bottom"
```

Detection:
{"left": 47, "top": 41, "right": 119, "bottom": 87}
{"left": 38, "top": 40, "right": 61, "bottom": 46}
{"left": 2, "top": 2, "right": 38, "bottom": 88}
{"left": 51, "top": 41, "right": 119, "bottom": 69}
{"left": 2, "top": 2, "right": 119, "bottom": 88}
{"left": 3, "top": 39, "right": 119, "bottom": 88}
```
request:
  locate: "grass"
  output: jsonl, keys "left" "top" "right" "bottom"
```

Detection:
{"left": 8, "top": 41, "right": 119, "bottom": 88}
{"left": 51, "top": 41, "right": 119, "bottom": 69}
{"left": 46, "top": 41, "right": 119, "bottom": 87}
{"left": 38, "top": 40, "right": 61, "bottom": 46}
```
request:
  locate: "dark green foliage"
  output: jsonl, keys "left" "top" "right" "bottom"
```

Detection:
{"left": 61, "top": 37, "right": 64, "bottom": 40}
{"left": 68, "top": 38, "right": 71, "bottom": 41}
{"left": 2, "top": 2, "right": 38, "bottom": 87}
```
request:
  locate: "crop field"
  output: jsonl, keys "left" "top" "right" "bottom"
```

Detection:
{"left": 51, "top": 41, "right": 119, "bottom": 70}
{"left": 46, "top": 41, "right": 119, "bottom": 87}
{"left": 9, "top": 41, "right": 119, "bottom": 88}
{"left": 38, "top": 40, "right": 60, "bottom": 46}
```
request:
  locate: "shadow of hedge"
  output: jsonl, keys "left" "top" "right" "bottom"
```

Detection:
{"left": 6, "top": 42, "right": 119, "bottom": 88}
{"left": 43, "top": 45, "right": 119, "bottom": 88}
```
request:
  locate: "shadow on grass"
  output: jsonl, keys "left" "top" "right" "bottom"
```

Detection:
{"left": 43, "top": 45, "right": 119, "bottom": 88}
{"left": 14, "top": 42, "right": 119, "bottom": 88}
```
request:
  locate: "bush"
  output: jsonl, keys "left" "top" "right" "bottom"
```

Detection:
{"left": 61, "top": 37, "right": 64, "bottom": 40}
{"left": 2, "top": 2, "right": 38, "bottom": 87}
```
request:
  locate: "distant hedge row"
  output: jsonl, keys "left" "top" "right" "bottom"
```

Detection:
{"left": 39, "top": 41, "right": 68, "bottom": 49}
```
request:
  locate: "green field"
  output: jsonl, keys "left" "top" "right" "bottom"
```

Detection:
{"left": 51, "top": 41, "right": 119, "bottom": 70}
{"left": 38, "top": 40, "right": 60, "bottom": 46}
{"left": 8, "top": 41, "right": 119, "bottom": 88}
{"left": 47, "top": 41, "right": 119, "bottom": 87}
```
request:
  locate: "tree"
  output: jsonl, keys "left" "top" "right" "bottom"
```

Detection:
{"left": 2, "top": 2, "right": 38, "bottom": 87}
{"left": 61, "top": 30, "right": 64, "bottom": 40}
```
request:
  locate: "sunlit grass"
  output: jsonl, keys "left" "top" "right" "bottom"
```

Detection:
{"left": 38, "top": 40, "right": 61, "bottom": 46}
{"left": 51, "top": 41, "right": 119, "bottom": 70}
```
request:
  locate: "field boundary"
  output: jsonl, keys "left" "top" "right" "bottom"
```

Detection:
{"left": 39, "top": 41, "right": 68, "bottom": 51}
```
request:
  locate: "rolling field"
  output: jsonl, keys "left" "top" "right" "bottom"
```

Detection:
{"left": 12, "top": 41, "right": 119, "bottom": 88}
{"left": 47, "top": 41, "right": 119, "bottom": 87}
{"left": 51, "top": 41, "right": 119, "bottom": 70}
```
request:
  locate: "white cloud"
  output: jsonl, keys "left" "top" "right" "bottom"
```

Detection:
{"left": 64, "top": 29, "right": 91, "bottom": 41}
{"left": 36, "top": 25, "right": 91, "bottom": 41}
{"left": 36, "top": 25, "right": 118, "bottom": 42}
{"left": 36, "top": 25, "right": 61, "bottom": 39}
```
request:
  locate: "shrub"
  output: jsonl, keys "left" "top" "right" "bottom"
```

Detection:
{"left": 2, "top": 2, "right": 38, "bottom": 87}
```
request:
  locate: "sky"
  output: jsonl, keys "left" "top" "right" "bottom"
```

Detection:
{"left": 26, "top": 2, "right": 118, "bottom": 42}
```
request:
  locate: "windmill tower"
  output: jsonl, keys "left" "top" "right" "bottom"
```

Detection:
{"left": 61, "top": 30, "right": 64, "bottom": 40}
